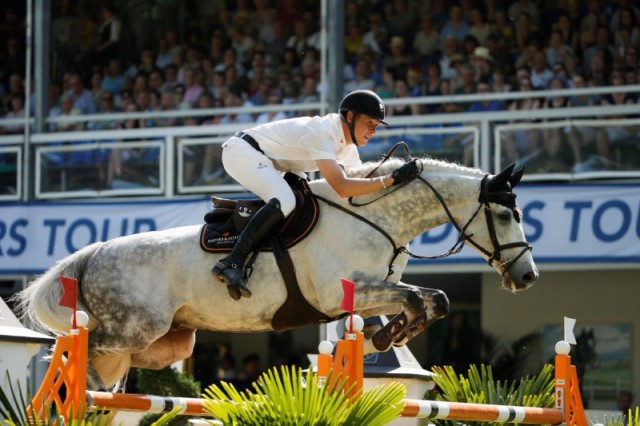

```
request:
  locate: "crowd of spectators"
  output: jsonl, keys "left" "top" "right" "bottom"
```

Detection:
{"left": 0, "top": 0, "right": 639, "bottom": 176}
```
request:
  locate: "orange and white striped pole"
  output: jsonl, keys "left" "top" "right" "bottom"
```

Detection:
{"left": 86, "top": 391, "right": 212, "bottom": 416}
{"left": 399, "top": 399, "right": 564, "bottom": 424}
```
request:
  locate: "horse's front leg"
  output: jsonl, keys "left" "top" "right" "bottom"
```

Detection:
{"left": 389, "top": 283, "right": 449, "bottom": 348}
{"left": 355, "top": 279, "right": 449, "bottom": 351}
{"left": 349, "top": 272, "right": 432, "bottom": 351}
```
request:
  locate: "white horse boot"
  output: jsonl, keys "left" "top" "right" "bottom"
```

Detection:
{"left": 212, "top": 198, "right": 284, "bottom": 300}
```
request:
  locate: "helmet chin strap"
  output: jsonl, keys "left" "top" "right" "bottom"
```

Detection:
{"left": 341, "top": 112, "right": 360, "bottom": 146}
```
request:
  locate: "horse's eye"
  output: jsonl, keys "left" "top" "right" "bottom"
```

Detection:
{"left": 497, "top": 211, "right": 511, "bottom": 221}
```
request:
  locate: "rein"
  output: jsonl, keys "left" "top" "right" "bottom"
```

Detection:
{"left": 316, "top": 144, "right": 532, "bottom": 278}
{"left": 347, "top": 141, "right": 415, "bottom": 207}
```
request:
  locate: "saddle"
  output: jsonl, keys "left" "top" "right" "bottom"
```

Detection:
{"left": 199, "top": 173, "right": 319, "bottom": 253}
{"left": 200, "top": 174, "right": 342, "bottom": 330}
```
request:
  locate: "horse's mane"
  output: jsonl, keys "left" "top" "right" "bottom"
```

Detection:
{"left": 346, "top": 156, "right": 486, "bottom": 179}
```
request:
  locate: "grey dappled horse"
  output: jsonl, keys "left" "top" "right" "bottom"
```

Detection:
{"left": 15, "top": 158, "right": 537, "bottom": 389}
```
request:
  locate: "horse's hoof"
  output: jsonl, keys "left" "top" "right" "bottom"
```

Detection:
{"left": 227, "top": 285, "right": 242, "bottom": 300}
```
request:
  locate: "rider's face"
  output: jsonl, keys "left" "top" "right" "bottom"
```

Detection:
{"left": 351, "top": 113, "right": 381, "bottom": 145}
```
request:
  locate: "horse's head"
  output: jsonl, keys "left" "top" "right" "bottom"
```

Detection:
{"left": 457, "top": 163, "right": 538, "bottom": 291}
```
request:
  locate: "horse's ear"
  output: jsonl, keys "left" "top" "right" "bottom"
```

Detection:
{"left": 509, "top": 166, "right": 525, "bottom": 188}
{"left": 490, "top": 163, "right": 516, "bottom": 188}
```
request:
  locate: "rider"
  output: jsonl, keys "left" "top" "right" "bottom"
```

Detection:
{"left": 212, "top": 89, "right": 420, "bottom": 300}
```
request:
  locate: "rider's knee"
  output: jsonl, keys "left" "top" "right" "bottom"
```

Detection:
{"left": 274, "top": 193, "right": 296, "bottom": 217}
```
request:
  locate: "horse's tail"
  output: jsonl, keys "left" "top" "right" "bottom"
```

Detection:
{"left": 12, "top": 242, "right": 103, "bottom": 336}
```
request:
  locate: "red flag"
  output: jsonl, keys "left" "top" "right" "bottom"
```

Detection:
{"left": 59, "top": 276, "right": 78, "bottom": 328}
{"left": 339, "top": 278, "right": 355, "bottom": 313}
{"left": 59, "top": 276, "right": 77, "bottom": 307}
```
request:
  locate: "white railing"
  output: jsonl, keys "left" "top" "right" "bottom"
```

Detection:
{"left": 0, "top": 145, "right": 21, "bottom": 201}
{"left": 0, "top": 86, "right": 638, "bottom": 200}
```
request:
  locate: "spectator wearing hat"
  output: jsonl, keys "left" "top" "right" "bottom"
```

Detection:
{"left": 471, "top": 46, "right": 494, "bottom": 83}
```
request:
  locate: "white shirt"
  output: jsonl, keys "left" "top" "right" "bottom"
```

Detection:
{"left": 243, "top": 113, "right": 362, "bottom": 173}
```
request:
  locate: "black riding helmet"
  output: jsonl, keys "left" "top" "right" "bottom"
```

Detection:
{"left": 338, "top": 90, "right": 389, "bottom": 146}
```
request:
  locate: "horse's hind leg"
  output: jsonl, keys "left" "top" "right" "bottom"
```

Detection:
{"left": 131, "top": 327, "right": 196, "bottom": 369}
{"left": 90, "top": 353, "right": 132, "bottom": 390}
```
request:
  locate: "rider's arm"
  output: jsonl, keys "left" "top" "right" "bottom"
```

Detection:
{"left": 316, "top": 159, "right": 393, "bottom": 198}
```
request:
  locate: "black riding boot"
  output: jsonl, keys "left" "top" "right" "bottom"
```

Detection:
{"left": 212, "top": 198, "right": 284, "bottom": 300}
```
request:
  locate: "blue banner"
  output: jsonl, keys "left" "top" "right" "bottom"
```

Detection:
{"left": 1, "top": 184, "right": 639, "bottom": 274}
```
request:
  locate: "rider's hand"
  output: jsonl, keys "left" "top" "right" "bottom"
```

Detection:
{"left": 391, "top": 160, "right": 420, "bottom": 185}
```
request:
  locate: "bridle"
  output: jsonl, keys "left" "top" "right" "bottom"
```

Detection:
{"left": 312, "top": 142, "right": 532, "bottom": 279}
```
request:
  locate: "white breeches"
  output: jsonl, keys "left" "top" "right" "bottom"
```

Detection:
{"left": 221, "top": 137, "right": 297, "bottom": 217}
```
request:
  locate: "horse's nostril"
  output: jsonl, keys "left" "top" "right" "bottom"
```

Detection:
{"left": 433, "top": 291, "right": 449, "bottom": 316}
{"left": 522, "top": 271, "right": 536, "bottom": 283}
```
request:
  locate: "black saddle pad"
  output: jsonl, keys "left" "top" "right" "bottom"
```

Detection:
{"left": 199, "top": 174, "right": 319, "bottom": 253}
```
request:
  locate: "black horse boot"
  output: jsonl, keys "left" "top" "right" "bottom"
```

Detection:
{"left": 212, "top": 198, "right": 284, "bottom": 300}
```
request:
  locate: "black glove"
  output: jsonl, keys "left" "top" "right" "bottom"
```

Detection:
{"left": 391, "top": 160, "right": 420, "bottom": 185}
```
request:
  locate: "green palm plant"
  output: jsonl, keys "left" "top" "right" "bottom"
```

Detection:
{"left": 425, "top": 363, "right": 555, "bottom": 426}
{"left": 203, "top": 365, "right": 405, "bottom": 426}
{"left": 595, "top": 407, "right": 640, "bottom": 426}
